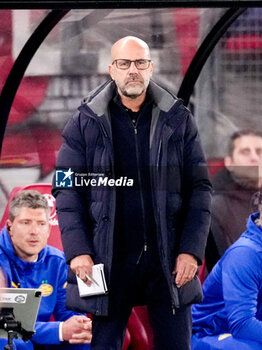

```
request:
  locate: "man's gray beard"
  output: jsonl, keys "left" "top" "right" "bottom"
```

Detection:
{"left": 121, "top": 89, "right": 144, "bottom": 99}
{"left": 123, "top": 92, "right": 141, "bottom": 99}
{"left": 119, "top": 83, "right": 147, "bottom": 99}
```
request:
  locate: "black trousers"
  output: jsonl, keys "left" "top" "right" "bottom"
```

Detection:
{"left": 91, "top": 251, "right": 192, "bottom": 350}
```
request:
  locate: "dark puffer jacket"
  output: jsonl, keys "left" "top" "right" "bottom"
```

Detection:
{"left": 206, "top": 167, "right": 262, "bottom": 271}
{"left": 52, "top": 80, "right": 212, "bottom": 316}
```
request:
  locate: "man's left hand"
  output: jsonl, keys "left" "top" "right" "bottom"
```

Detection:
{"left": 173, "top": 253, "right": 198, "bottom": 288}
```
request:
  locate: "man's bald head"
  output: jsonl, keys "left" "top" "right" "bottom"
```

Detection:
{"left": 111, "top": 36, "right": 151, "bottom": 61}
{"left": 109, "top": 36, "right": 153, "bottom": 103}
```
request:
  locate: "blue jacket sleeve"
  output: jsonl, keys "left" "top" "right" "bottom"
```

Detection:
{"left": 32, "top": 258, "right": 82, "bottom": 345}
{"left": 33, "top": 321, "right": 61, "bottom": 345}
{"left": 0, "top": 338, "right": 34, "bottom": 349}
{"left": 53, "top": 258, "right": 81, "bottom": 321}
{"left": 222, "top": 246, "right": 262, "bottom": 342}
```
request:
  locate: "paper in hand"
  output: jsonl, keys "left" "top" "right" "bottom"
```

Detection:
{"left": 76, "top": 263, "right": 108, "bottom": 297}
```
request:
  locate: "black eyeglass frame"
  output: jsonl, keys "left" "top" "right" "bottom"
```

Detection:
{"left": 112, "top": 59, "right": 152, "bottom": 70}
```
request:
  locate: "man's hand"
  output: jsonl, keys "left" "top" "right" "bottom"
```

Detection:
{"left": 173, "top": 253, "right": 198, "bottom": 288}
{"left": 70, "top": 254, "right": 94, "bottom": 285}
{"left": 62, "top": 315, "right": 92, "bottom": 344}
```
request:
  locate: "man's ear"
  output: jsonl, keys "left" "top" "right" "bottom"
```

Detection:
{"left": 224, "top": 156, "right": 233, "bottom": 170}
{"left": 149, "top": 61, "right": 154, "bottom": 77}
{"left": 108, "top": 65, "right": 114, "bottom": 80}
{"left": 5, "top": 219, "right": 12, "bottom": 233}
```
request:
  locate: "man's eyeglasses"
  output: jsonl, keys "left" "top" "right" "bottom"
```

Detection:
{"left": 112, "top": 59, "right": 151, "bottom": 70}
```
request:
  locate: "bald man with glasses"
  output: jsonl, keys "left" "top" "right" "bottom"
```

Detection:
{"left": 53, "top": 36, "right": 212, "bottom": 350}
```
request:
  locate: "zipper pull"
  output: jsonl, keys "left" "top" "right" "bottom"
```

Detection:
{"left": 134, "top": 127, "right": 138, "bottom": 135}
{"left": 136, "top": 247, "right": 144, "bottom": 265}
{"left": 172, "top": 305, "right": 176, "bottom": 315}
{"left": 144, "top": 243, "right": 148, "bottom": 252}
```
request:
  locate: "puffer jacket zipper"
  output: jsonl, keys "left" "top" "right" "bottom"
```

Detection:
{"left": 131, "top": 118, "right": 148, "bottom": 264}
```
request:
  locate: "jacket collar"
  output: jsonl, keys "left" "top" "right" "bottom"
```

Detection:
{"left": 148, "top": 80, "right": 178, "bottom": 112}
{"left": 80, "top": 79, "right": 179, "bottom": 117}
{"left": 81, "top": 80, "right": 114, "bottom": 117}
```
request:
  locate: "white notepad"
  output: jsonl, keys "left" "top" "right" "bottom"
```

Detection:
{"left": 76, "top": 263, "right": 108, "bottom": 297}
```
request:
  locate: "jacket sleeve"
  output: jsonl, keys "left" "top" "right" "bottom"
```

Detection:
{"left": 222, "top": 246, "right": 262, "bottom": 343}
{"left": 32, "top": 321, "right": 61, "bottom": 345}
{"left": 178, "top": 112, "right": 212, "bottom": 264}
{"left": 53, "top": 258, "right": 81, "bottom": 321}
{"left": 32, "top": 258, "right": 84, "bottom": 345}
{"left": 0, "top": 338, "right": 34, "bottom": 349}
{"left": 52, "top": 115, "right": 95, "bottom": 262}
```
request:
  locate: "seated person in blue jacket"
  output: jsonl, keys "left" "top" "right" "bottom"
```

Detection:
{"left": 0, "top": 190, "right": 92, "bottom": 349}
{"left": 191, "top": 208, "right": 262, "bottom": 350}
